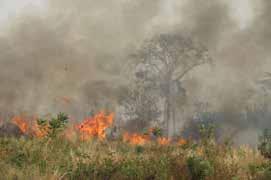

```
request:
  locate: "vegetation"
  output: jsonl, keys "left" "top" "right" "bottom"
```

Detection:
{"left": 0, "top": 115, "right": 270, "bottom": 180}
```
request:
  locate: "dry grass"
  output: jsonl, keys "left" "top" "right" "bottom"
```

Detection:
{"left": 0, "top": 136, "right": 270, "bottom": 180}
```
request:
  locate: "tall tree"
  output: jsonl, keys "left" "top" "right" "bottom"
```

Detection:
{"left": 131, "top": 33, "right": 212, "bottom": 137}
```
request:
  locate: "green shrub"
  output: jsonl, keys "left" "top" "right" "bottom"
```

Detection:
{"left": 135, "top": 145, "right": 144, "bottom": 154}
{"left": 249, "top": 163, "right": 271, "bottom": 180}
{"left": 120, "top": 159, "right": 143, "bottom": 179}
{"left": 48, "top": 112, "right": 68, "bottom": 137}
{"left": 187, "top": 156, "right": 214, "bottom": 180}
{"left": 152, "top": 127, "right": 163, "bottom": 137}
{"left": 199, "top": 122, "right": 215, "bottom": 143}
{"left": 258, "top": 129, "right": 271, "bottom": 159}
{"left": 37, "top": 112, "right": 68, "bottom": 138}
{"left": 9, "top": 151, "right": 27, "bottom": 168}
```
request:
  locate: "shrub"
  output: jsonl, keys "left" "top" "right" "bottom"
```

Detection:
{"left": 249, "top": 163, "right": 271, "bottom": 180}
{"left": 258, "top": 129, "right": 271, "bottom": 159}
{"left": 37, "top": 112, "right": 68, "bottom": 138}
{"left": 187, "top": 156, "right": 214, "bottom": 180}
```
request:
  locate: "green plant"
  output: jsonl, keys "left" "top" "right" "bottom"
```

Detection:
{"left": 199, "top": 122, "right": 215, "bottom": 142}
{"left": 135, "top": 145, "right": 144, "bottom": 154}
{"left": 36, "top": 112, "right": 68, "bottom": 138}
{"left": 9, "top": 151, "right": 27, "bottom": 168}
{"left": 249, "top": 163, "right": 271, "bottom": 180}
{"left": 152, "top": 127, "right": 163, "bottom": 137}
{"left": 120, "top": 159, "right": 142, "bottom": 179}
{"left": 258, "top": 129, "right": 271, "bottom": 159}
{"left": 187, "top": 156, "right": 214, "bottom": 180}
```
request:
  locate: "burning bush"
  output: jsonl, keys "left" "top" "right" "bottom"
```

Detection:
{"left": 76, "top": 112, "right": 114, "bottom": 140}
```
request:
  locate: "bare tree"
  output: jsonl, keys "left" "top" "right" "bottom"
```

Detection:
{"left": 120, "top": 81, "right": 161, "bottom": 133}
{"left": 131, "top": 33, "right": 212, "bottom": 137}
{"left": 258, "top": 72, "right": 271, "bottom": 92}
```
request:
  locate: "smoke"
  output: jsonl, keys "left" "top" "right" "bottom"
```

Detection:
{"left": 0, "top": 0, "right": 270, "bottom": 144}
{"left": 176, "top": 0, "right": 271, "bottom": 145}
{"left": 0, "top": 0, "right": 160, "bottom": 118}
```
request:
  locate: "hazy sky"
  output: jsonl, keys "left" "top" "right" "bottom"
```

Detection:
{"left": 0, "top": 0, "right": 254, "bottom": 29}
{"left": 0, "top": 0, "right": 47, "bottom": 23}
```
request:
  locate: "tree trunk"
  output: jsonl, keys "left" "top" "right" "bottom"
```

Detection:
{"left": 172, "top": 101, "right": 176, "bottom": 136}
{"left": 164, "top": 96, "right": 170, "bottom": 138}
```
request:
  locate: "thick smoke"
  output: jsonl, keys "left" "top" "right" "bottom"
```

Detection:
{"left": 0, "top": 0, "right": 270, "bottom": 144}
{"left": 0, "top": 0, "right": 160, "bottom": 119}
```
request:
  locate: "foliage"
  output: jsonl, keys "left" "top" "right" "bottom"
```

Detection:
{"left": 249, "top": 163, "right": 271, "bottom": 180}
{"left": 0, "top": 113, "right": 269, "bottom": 180}
{"left": 187, "top": 156, "right": 214, "bottom": 180}
{"left": 0, "top": 135, "right": 267, "bottom": 180}
{"left": 151, "top": 127, "right": 163, "bottom": 137}
{"left": 258, "top": 129, "right": 271, "bottom": 159}
{"left": 37, "top": 112, "right": 68, "bottom": 138}
{"left": 199, "top": 122, "right": 216, "bottom": 144}
{"left": 129, "top": 33, "right": 212, "bottom": 136}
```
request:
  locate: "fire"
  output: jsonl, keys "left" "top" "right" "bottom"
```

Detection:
{"left": 32, "top": 122, "right": 49, "bottom": 138}
{"left": 157, "top": 137, "right": 171, "bottom": 145}
{"left": 12, "top": 116, "right": 29, "bottom": 134}
{"left": 76, "top": 112, "right": 114, "bottom": 140}
{"left": 12, "top": 115, "right": 49, "bottom": 138}
{"left": 10, "top": 111, "right": 188, "bottom": 146}
{"left": 178, "top": 138, "right": 187, "bottom": 146}
{"left": 123, "top": 132, "right": 150, "bottom": 145}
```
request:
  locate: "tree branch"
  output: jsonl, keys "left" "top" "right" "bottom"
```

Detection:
{"left": 174, "top": 61, "right": 204, "bottom": 81}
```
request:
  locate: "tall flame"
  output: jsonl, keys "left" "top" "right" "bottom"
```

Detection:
{"left": 12, "top": 115, "right": 49, "bottom": 138}
{"left": 12, "top": 116, "right": 29, "bottom": 134}
{"left": 76, "top": 112, "right": 114, "bottom": 140}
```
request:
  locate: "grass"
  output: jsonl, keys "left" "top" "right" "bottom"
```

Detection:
{"left": 0, "top": 135, "right": 269, "bottom": 180}
{"left": 1, "top": 113, "right": 270, "bottom": 180}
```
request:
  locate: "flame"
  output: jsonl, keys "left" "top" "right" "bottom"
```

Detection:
{"left": 178, "top": 138, "right": 188, "bottom": 146}
{"left": 12, "top": 116, "right": 29, "bottom": 134}
{"left": 33, "top": 123, "right": 49, "bottom": 138}
{"left": 76, "top": 112, "right": 114, "bottom": 140}
{"left": 157, "top": 137, "right": 171, "bottom": 145}
{"left": 10, "top": 112, "right": 188, "bottom": 146}
{"left": 64, "top": 126, "right": 77, "bottom": 142}
{"left": 12, "top": 115, "right": 48, "bottom": 138}
{"left": 123, "top": 132, "right": 150, "bottom": 145}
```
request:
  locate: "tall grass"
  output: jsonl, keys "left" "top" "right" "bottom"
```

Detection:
{"left": 0, "top": 135, "right": 269, "bottom": 180}
{"left": 0, "top": 114, "right": 271, "bottom": 180}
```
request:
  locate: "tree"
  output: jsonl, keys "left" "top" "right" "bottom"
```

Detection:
{"left": 131, "top": 33, "right": 212, "bottom": 137}
{"left": 119, "top": 81, "right": 161, "bottom": 133}
{"left": 258, "top": 72, "right": 271, "bottom": 93}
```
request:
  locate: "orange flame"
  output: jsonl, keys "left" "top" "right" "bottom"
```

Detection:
{"left": 12, "top": 115, "right": 49, "bottom": 138}
{"left": 11, "top": 112, "right": 188, "bottom": 146}
{"left": 76, "top": 112, "right": 114, "bottom": 140}
{"left": 178, "top": 138, "right": 188, "bottom": 146}
{"left": 33, "top": 123, "right": 49, "bottom": 138}
{"left": 12, "top": 116, "right": 29, "bottom": 134}
{"left": 157, "top": 137, "right": 171, "bottom": 145}
{"left": 123, "top": 132, "right": 150, "bottom": 145}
